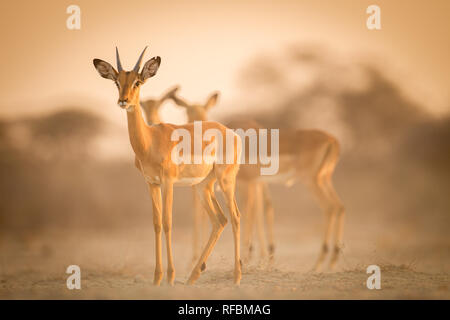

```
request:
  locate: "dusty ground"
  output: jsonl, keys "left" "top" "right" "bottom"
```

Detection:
{"left": 0, "top": 185, "right": 449, "bottom": 299}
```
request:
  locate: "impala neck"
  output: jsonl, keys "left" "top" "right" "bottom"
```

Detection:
{"left": 126, "top": 98, "right": 150, "bottom": 159}
{"left": 144, "top": 107, "right": 161, "bottom": 125}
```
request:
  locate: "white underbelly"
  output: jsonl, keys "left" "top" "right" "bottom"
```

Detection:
{"left": 143, "top": 174, "right": 161, "bottom": 184}
{"left": 259, "top": 168, "right": 297, "bottom": 186}
{"left": 258, "top": 155, "right": 297, "bottom": 186}
{"left": 174, "top": 176, "right": 207, "bottom": 186}
{"left": 143, "top": 174, "right": 208, "bottom": 186}
{"left": 139, "top": 159, "right": 209, "bottom": 186}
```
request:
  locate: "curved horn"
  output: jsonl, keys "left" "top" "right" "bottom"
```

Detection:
{"left": 133, "top": 46, "right": 148, "bottom": 72}
{"left": 116, "top": 47, "right": 123, "bottom": 72}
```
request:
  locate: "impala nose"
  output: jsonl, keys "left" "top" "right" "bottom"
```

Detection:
{"left": 118, "top": 99, "right": 128, "bottom": 107}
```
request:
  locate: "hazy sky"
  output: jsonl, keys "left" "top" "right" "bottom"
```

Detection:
{"left": 0, "top": 0, "right": 449, "bottom": 125}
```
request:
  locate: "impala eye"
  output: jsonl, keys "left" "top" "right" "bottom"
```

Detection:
{"left": 134, "top": 81, "right": 141, "bottom": 87}
{"left": 115, "top": 81, "right": 120, "bottom": 89}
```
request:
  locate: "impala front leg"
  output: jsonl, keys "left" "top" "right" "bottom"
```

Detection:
{"left": 162, "top": 181, "right": 176, "bottom": 286}
{"left": 253, "top": 183, "right": 267, "bottom": 261}
{"left": 243, "top": 182, "right": 256, "bottom": 263}
{"left": 262, "top": 182, "right": 275, "bottom": 262}
{"left": 148, "top": 183, "right": 163, "bottom": 285}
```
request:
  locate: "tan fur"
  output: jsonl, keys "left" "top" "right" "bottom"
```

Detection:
{"left": 172, "top": 89, "right": 345, "bottom": 271}
{"left": 134, "top": 86, "right": 179, "bottom": 169}
{"left": 168, "top": 89, "right": 222, "bottom": 261}
{"left": 93, "top": 49, "right": 243, "bottom": 285}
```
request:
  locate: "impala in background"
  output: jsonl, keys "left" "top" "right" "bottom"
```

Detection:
{"left": 172, "top": 89, "right": 345, "bottom": 271}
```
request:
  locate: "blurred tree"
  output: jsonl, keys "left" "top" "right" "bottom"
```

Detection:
{"left": 221, "top": 44, "right": 450, "bottom": 235}
{"left": 228, "top": 44, "right": 433, "bottom": 160}
{"left": 28, "top": 108, "right": 104, "bottom": 161}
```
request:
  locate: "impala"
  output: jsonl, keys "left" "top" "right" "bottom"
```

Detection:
{"left": 172, "top": 89, "right": 345, "bottom": 271}
{"left": 166, "top": 90, "right": 223, "bottom": 261}
{"left": 93, "top": 47, "right": 243, "bottom": 285}
{"left": 140, "top": 86, "right": 179, "bottom": 125}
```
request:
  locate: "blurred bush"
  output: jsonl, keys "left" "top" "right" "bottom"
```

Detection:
{"left": 0, "top": 109, "right": 152, "bottom": 241}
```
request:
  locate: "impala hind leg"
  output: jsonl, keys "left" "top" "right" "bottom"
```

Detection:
{"left": 309, "top": 173, "right": 337, "bottom": 272}
{"left": 320, "top": 141, "right": 344, "bottom": 270}
{"left": 324, "top": 176, "right": 345, "bottom": 270}
{"left": 187, "top": 176, "right": 227, "bottom": 285}
{"left": 148, "top": 183, "right": 163, "bottom": 285}
{"left": 192, "top": 190, "right": 204, "bottom": 263}
{"left": 218, "top": 174, "right": 242, "bottom": 285}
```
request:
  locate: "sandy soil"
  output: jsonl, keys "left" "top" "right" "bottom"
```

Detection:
{"left": 1, "top": 224, "right": 448, "bottom": 299}
{"left": 0, "top": 185, "right": 449, "bottom": 299}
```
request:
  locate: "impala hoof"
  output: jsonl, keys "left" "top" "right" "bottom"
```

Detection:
{"left": 187, "top": 269, "right": 201, "bottom": 285}
{"left": 153, "top": 270, "right": 163, "bottom": 286}
{"left": 167, "top": 270, "right": 175, "bottom": 286}
{"left": 234, "top": 273, "right": 242, "bottom": 286}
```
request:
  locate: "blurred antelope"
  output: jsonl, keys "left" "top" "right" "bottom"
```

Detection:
{"left": 93, "top": 47, "right": 243, "bottom": 285}
{"left": 167, "top": 91, "right": 221, "bottom": 261}
{"left": 172, "top": 89, "right": 345, "bottom": 271}
{"left": 140, "top": 86, "right": 179, "bottom": 125}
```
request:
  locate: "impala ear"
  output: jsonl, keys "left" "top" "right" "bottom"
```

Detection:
{"left": 140, "top": 57, "right": 161, "bottom": 81}
{"left": 165, "top": 85, "right": 180, "bottom": 99}
{"left": 93, "top": 59, "right": 118, "bottom": 81}
{"left": 205, "top": 92, "right": 219, "bottom": 110}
